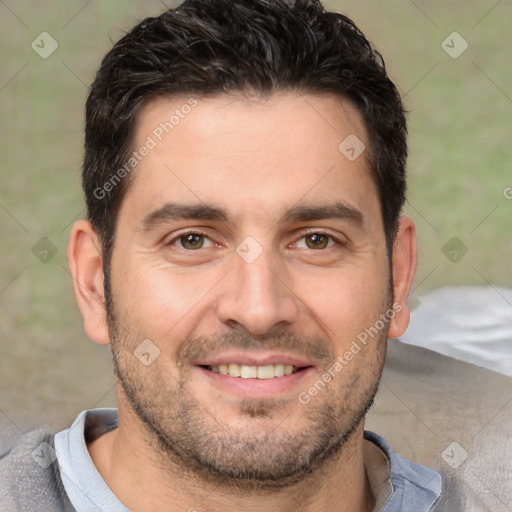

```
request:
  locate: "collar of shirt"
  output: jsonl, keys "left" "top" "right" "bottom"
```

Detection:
{"left": 54, "top": 409, "right": 442, "bottom": 512}
{"left": 364, "top": 431, "right": 442, "bottom": 511}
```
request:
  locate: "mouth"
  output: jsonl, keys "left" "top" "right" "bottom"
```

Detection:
{"left": 201, "top": 363, "right": 306, "bottom": 379}
{"left": 193, "top": 351, "right": 317, "bottom": 399}
{"left": 195, "top": 357, "right": 315, "bottom": 400}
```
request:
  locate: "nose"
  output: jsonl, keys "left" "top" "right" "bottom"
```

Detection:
{"left": 215, "top": 247, "right": 301, "bottom": 336}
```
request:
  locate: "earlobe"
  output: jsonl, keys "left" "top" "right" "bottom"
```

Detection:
{"left": 387, "top": 216, "right": 417, "bottom": 339}
{"left": 67, "top": 219, "right": 110, "bottom": 345}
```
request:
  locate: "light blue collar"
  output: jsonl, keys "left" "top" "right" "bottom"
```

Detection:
{"left": 364, "top": 431, "right": 442, "bottom": 511}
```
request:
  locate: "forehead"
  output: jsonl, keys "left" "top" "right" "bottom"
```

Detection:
{"left": 121, "top": 92, "right": 379, "bottom": 226}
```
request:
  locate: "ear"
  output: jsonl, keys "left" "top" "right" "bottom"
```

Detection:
{"left": 387, "top": 216, "right": 417, "bottom": 339}
{"left": 67, "top": 219, "right": 110, "bottom": 345}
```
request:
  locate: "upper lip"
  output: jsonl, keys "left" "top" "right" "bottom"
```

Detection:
{"left": 195, "top": 352, "right": 315, "bottom": 368}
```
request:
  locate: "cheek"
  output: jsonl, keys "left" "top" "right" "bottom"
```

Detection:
{"left": 292, "top": 263, "right": 389, "bottom": 342}
{"left": 112, "top": 257, "right": 223, "bottom": 339}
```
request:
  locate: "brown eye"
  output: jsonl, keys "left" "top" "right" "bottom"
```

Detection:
{"left": 178, "top": 233, "right": 205, "bottom": 250}
{"left": 305, "top": 233, "right": 330, "bottom": 250}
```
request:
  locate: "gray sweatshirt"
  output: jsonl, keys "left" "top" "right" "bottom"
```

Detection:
{"left": 0, "top": 429, "right": 74, "bottom": 511}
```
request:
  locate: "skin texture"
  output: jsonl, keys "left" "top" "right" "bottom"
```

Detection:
{"left": 68, "top": 92, "right": 417, "bottom": 512}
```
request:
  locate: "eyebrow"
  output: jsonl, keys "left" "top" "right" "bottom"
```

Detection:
{"left": 140, "top": 200, "right": 364, "bottom": 231}
{"left": 140, "top": 202, "right": 229, "bottom": 230}
{"left": 281, "top": 201, "right": 364, "bottom": 226}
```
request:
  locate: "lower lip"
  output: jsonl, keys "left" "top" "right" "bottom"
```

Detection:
{"left": 196, "top": 366, "right": 315, "bottom": 399}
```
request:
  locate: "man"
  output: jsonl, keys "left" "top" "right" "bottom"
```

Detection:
{"left": 1, "top": 0, "right": 510, "bottom": 510}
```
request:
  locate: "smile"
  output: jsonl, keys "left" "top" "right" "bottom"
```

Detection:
{"left": 205, "top": 364, "right": 301, "bottom": 379}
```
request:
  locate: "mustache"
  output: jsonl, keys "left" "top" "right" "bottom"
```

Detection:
{"left": 175, "top": 330, "right": 335, "bottom": 367}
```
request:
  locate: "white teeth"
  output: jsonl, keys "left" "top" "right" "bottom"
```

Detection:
{"left": 241, "top": 365, "right": 257, "bottom": 378}
{"left": 257, "top": 365, "right": 275, "bottom": 379}
{"left": 207, "top": 363, "right": 301, "bottom": 379}
{"left": 274, "top": 364, "right": 285, "bottom": 377}
{"left": 228, "top": 363, "right": 241, "bottom": 377}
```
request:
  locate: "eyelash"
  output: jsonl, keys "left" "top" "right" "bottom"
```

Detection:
{"left": 295, "top": 229, "right": 341, "bottom": 250}
{"left": 167, "top": 229, "right": 213, "bottom": 250}
{"left": 166, "top": 229, "right": 342, "bottom": 252}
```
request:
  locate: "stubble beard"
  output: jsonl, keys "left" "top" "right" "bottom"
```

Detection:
{"left": 106, "top": 294, "right": 389, "bottom": 491}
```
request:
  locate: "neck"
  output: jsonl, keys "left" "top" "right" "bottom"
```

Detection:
{"left": 88, "top": 402, "right": 374, "bottom": 512}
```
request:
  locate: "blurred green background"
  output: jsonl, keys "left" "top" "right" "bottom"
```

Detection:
{"left": 1, "top": 1, "right": 511, "bottom": 434}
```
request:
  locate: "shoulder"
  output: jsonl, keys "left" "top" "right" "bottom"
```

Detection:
{"left": 0, "top": 429, "right": 73, "bottom": 512}
{"left": 367, "top": 339, "right": 512, "bottom": 511}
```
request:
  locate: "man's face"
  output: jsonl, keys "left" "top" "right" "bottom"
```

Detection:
{"left": 107, "top": 92, "right": 392, "bottom": 487}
